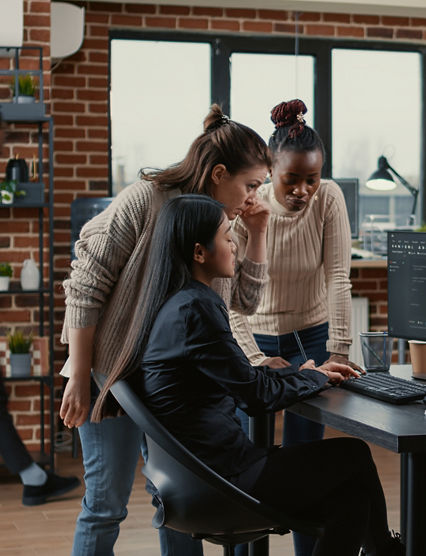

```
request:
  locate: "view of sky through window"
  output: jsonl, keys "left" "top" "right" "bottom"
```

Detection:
{"left": 332, "top": 48, "right": 421, "bottom": 227}
{"left": 230, "top": 52, "right": 314, "bottom": 143}
{"left": 110, "top": 39, "right": 211, "bottom": 194}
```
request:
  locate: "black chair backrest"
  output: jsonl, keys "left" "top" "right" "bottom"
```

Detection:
{"left": 110, "top": 380, "right": 323, "bottom": 540}
{"left": 70, "top": 197, "right": 113, "bottom": 259}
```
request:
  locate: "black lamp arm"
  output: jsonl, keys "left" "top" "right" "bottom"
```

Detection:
{"left": 382, "top": 156, "right": 418, "bottom": 198}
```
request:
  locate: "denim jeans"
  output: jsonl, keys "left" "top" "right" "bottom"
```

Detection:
{"left": 72, "top": 392, "right": 203, "bottom": 555}
{"left": 235, "top": 323, "right": 329, "bottom": 556}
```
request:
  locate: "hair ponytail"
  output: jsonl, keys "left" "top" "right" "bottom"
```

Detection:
{"left": 203, "top": 103, "right": 230, "bottom": 132}
{"left": 141, "top": 104, "right": 271, "bottom": 195}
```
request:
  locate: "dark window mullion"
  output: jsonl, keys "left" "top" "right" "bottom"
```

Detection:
{"left": 211, "top": 38, "right": 231, "bottom": 114}
{"left": 315, "top": 43, "right": 332, "bottom": 178}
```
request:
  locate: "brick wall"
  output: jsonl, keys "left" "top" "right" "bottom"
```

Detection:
{"left": 350, "top": 267, "right": 388, "bottom": 330}
{"left": 2, "top": 1, "right": 426, "bottom": 453}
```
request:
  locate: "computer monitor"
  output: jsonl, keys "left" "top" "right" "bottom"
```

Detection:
{"left": 387, "top": 230, "right": 426, "bottom": 341}
{"left": 333, "top": 178, "right": 359, "bottom": 239}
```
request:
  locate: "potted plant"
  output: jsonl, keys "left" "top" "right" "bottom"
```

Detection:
{"left": 10, "top": 74, "right": 37, "bottom": 104}
{"left": 0, "top": 262, "right": 12, "bottom": 291}
{"left": 8, "top": 329, "right": 33, "bottom": 377}
{"left": 0, "top": 179, "right": 26, "bottom": 204}
{"left": 1, "top": 179, "right": 16, "bottom": 204}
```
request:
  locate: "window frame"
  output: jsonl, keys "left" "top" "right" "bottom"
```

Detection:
{"left": 108, "top": 29, "right": 426, "bottom": 221}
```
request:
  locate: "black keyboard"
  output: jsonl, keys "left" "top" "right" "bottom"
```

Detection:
{"left": 340, "top": 372, "right": 426, "bottom": 404}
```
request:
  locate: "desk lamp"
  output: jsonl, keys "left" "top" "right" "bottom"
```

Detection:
{"left": 366, "top": 155, "right": 418, "bottom": 225}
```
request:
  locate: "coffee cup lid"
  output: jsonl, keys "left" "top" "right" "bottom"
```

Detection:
{"left": 408, "top": 340, "right": 426, "bottom": 344}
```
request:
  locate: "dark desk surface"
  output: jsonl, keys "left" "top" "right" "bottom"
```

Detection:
{"left": 288, "top": 365, "right": 426, "bottom": 454}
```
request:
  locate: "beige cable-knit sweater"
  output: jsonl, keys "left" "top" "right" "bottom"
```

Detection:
{"left": 230, "top": 180, "right": 352, "bottom": 365}
{"left": 61, "top": 179, "right": 268, "bottom": 379}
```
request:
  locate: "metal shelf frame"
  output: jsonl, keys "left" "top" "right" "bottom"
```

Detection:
{"left": 0, "top": 47, "right": 55, "bottom": 470}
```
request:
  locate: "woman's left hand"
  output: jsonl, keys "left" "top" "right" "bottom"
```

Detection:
{"left": 262, "top": 356, "right": 291, "bottom": 368}
{"left": 324, "top": 353, "right": 365, "bottom": 374}
{"left": 240, "top": 199, "right": 270, "bottom": 235}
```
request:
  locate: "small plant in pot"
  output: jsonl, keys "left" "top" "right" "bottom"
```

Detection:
{"left": 0, "top": 179, "right": 26, "bottom": 204}
{"left": 10, "top": 74, "right": 37, "bottom": 104}
{"left": 8, "top": 329, "right": 33, "bottom": 377}
{"left": 0, "top": 262, "right": 12, "bottom": 291}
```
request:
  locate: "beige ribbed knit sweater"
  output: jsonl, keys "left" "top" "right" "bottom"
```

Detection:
{"left": 61, "top": 179, "right": 268, "bottom": 378}
{"left": 230, "top": 179, "right": 352, "bottom": 365}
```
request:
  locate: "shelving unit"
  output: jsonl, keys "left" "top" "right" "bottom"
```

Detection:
{"left": 0, "top": 46, "right": 55, "bottom": 470}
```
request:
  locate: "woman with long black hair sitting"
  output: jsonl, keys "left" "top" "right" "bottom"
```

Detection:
{"left": 99, "top": 194, "right": 404, "bottom": 556}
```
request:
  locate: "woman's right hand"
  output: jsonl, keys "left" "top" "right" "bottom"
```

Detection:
{"left": 299, "top": 359, "right": 359, "bottom": 385}
{"left": 315, "top": 361, "right": 360, "bottom": 385}
{"left": 59, "top": 375, "right": 91, "bottom": 428}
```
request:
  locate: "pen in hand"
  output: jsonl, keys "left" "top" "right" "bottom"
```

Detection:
{"left": 293, "top": 329, "right": 308, "bottom": 362}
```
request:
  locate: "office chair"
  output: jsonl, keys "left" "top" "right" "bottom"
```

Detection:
{"left": 110, "top": 379, "right": 324, "bottom": 556}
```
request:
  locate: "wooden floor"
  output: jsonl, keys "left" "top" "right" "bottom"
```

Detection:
{"left": 0, "top": 424, "right": 400, "bottom": 556}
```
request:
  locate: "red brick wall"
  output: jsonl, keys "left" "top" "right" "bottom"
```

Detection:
{"left": 5, "top": 381, "right": 51, "bottom": 453}
{"left": 2, "top": 2, "right": 426, "bottom": 453}
{"left": 350, "top": 267, "right": 388, "bottom": 330}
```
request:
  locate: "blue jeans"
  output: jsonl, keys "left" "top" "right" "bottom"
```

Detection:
{"left": 235, "top": 323, "right": 329, "bottom": 556}
{"left": 72, "top": 391, "right": 203, "bottom": 555}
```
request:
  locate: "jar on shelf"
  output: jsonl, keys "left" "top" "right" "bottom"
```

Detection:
{"left": 20, "top": 259, "right": 40, "bottom": 290}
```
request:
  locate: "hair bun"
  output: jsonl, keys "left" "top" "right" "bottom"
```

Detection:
{"left": 270, "top": 99, "right": 307, "bottom": 129}
{"left": 204, "top": 103, "right": 230, "bottom": 132}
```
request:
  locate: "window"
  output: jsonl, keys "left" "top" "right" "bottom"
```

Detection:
{"left": 230, "top": 52, "right": 314, "bottom": 142}
{"left": 109, "top": 32, "right": 425, "bottom": 226}
{"left": 332, "top": 48, "right": 422, "bottom": 228}
{"left": 110, "top": 38, "right": 211, "bottom": 195}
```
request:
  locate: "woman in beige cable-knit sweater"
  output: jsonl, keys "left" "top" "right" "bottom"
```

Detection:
{"left": 230, "top": 99, "right": 362, "bottom": 556}
{"left": 59, "top": 105, "right": 271, "bottom": 556}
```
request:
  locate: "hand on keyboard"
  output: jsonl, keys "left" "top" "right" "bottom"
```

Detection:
{"left": 323, "top": 353, "right": 365, "bottom": 374}
{"left": 315, "top": 361, "right": 361, "bottom": 385}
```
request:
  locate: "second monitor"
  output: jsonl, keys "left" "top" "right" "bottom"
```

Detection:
{"left": 333, "top": 178, "right": 359, "bottom": 239}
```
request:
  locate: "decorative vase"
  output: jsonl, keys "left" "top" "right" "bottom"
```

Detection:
{"left": 0, "top": 276, "right": 10, "bottom": 291}
{"left": 10, "top": 353, "right": 32, "bottom": 377}
{"left": 6, "top": 157, "right": 29, "bottom": 183}
{"left": 20, "top": 259, "right": 40, "bottom": 290}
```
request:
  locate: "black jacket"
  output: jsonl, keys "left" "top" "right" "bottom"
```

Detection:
{"left": 141, "top": 280, "right": 329, "bottom": 478}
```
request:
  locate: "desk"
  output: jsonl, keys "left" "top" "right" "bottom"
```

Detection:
{"left": 288, "top": 364, "right": 426, "bottom": 556}
{"left": 350, "top": 257, "right": 387, "bottom": 269}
